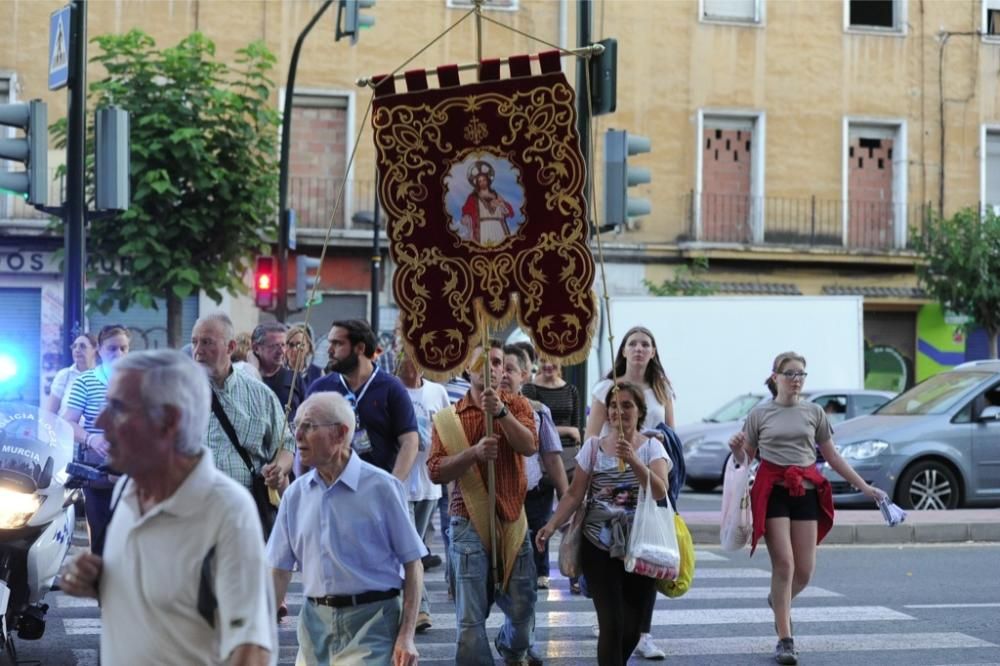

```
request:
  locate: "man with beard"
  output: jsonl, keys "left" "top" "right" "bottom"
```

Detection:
{"left": 307, "top": 320, "right": 418, "bottom": 481}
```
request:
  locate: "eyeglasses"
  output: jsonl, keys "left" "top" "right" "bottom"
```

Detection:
{"left": 287, "top": 342, "right": 306, "bottom": 350}
{"left": 260, "top": 342, "right": 287, "bottom": 351}
{"left": 780, "top": 371, "right": 808, "bottom": 380}
{"left": 293, "top": 420, "right": 341, "bottom": 434}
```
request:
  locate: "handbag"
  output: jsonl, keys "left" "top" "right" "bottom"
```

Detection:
{"left": 658, "top": 513, "right": 695, "bottom": 597}
{"left": 211, "top": 392, "right": 278, "bottom": 539}
{"left": 719, "top": 452, "right": 753, "bottom": 551}
{"left": 557, "top": 440, "right": 599, "bottom": 578}
{"left": 625, "top": 473, "right": 681, "bottom": 579}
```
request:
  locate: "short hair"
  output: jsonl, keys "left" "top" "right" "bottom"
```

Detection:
{"left": 195, "top": 313, "right": 235, "bottom": 343}
{"left": 252, "top": 321, "right": 288, "bottom": 346}
{"left": 503, "top": 344, "right": 531, "bottom": 373}
{"left": 331, "top": 319, "right": 377, "bottom": 358}
{"left": 604, "top": 381, "right": 648, "bottom": 432}
{"left": 115, "top": 349, "right": 211, "bottom": 456}
{"left": 98, "top": 324, "right": 130, "bottom": 347}
{"left": 513, "top": 340, "right": 536, "bottom": 365}
{"left": 298, "top": 391, "right": 355, "bottom": 442}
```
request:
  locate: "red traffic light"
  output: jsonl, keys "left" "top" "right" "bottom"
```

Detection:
{"left": 254, "top": 256, "right": 276, "bottom": 309}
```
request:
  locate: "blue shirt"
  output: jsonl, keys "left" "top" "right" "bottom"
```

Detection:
{"left": 266, "top": 452, "right": 427, "bottom": 597}
{"left": 307, "top": 369, "right": 417, "bottom": 473}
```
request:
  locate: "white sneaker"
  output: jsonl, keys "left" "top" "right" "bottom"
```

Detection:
{"left": 634, "top": 633, "right": 666, "bottom": 660}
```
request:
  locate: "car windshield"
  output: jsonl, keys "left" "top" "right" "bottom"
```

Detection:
{"left": 704, "top": 394, "right": 762, "bottom": 422}
{"left": 876, "top": 371, "right": 992, "bottom": 416}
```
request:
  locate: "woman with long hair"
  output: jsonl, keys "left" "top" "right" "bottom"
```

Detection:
{"left": 729, "top": 351, "right": 886, "bottom": 665}
{"left": 285, "top": 322, "right": 323, "bottom": 387}
{"left": 536, "top": 382, "right": 670, "bottom": 666}
{"left": 62, "top": 325, "right": 131, "bottom": 556}
{"left": 45, "top": 333, "right": 97, "bottom": 415}
{"left": 584, "top": 325, "right": 674, "bottom": 658}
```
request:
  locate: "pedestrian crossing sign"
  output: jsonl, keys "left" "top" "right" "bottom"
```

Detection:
{"left": 49, "top": 5, "right": 71, "bottom": 91}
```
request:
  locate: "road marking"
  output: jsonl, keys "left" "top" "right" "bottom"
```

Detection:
{"left": 679, "top": 586, "right": 841, "bottom": 600}
{"left": 904, "top": 603, "right": 1000, "bottom": 609}
{"left": 56, "top": 594, "right": 98, "bottom": 608}
{"left": 404, "top": 632, "right": 996, "bottom": 661}
{"left": 687, "top": 567, "right": 771, "bottom": 578}
{"left": 63, "top": 618, "right": 102, "bottom": 635}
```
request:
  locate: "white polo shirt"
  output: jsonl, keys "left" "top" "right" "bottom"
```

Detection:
{"left": 99, "top": 449, "right": 277, "bottom": 666}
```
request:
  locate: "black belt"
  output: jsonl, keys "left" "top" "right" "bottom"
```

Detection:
{"left": 308, "top": 588, "right": 399, "bottom": 608}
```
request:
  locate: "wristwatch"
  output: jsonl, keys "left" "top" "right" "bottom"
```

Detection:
{"left": 494, "top": 404, "right": 509, "bottom": 420}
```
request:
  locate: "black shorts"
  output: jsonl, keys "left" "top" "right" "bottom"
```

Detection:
{"left": 765, "top": 485, "right": 820, "bottom": 521}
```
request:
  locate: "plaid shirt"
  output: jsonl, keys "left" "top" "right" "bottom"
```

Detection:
{"left": 205, "top": 366, "right": 295, "bottom": 489}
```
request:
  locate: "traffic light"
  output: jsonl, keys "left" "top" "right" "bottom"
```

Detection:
{"left": 0, "top": 100, "right": 48, "bottom": 206}
{"left": 295, "top": 255, "right": 323, "bottom": 310}
{"left": 254, "top": 256, "right": 277, "bottom": 310}
{"left": 604, "top": 128, "right": 651, "bottom": 230}
{"left": 337, "top": 0, "right": 375, "bottom": 45}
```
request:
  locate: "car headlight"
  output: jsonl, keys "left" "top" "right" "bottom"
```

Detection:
{"left": 683, "top": 436, "right": 705, "bottom": 454}
{"left": 838, "top": 439, "right": 889, "bottom": 461}
{"left": 0, "top": 487, "right": 42, "bottom": 529}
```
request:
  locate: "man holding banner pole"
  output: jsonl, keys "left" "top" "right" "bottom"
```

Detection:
{"left": 428, "top": 340, "right": 540, "bottom": 666}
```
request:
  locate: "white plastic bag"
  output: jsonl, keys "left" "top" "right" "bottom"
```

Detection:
{"left": 625, "top": 474, "right": 680, "bottom": 576}
{"left": 719, "top": 452, "right": 753, "bottom": 551}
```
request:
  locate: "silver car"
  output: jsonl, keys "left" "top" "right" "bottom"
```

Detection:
{"left": 680, "top": 389, "right": 895, "bottom": 492}
{"left": 822, "top": 360, "right": 1000, "bottom": 510}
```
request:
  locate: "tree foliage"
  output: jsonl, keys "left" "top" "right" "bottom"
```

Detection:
{"left": 912, "top": 207, "right": 1000, "bottom": 358}
{"left": 643, "top": 257, "right": 717, "bottom": 296}
{"left": 52, "top": 30, "right": 280, "bottom": 346}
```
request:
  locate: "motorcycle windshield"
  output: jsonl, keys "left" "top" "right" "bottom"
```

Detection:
{"left": 0, "top": 403, "right": 74, "bottom": 495}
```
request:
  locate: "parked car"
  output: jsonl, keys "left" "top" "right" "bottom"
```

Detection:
{"left": 679, "top": 389, "right": 896, "bottom": 492}
{"left": 822, "top": 360, "right": 1000, "bottom": 510}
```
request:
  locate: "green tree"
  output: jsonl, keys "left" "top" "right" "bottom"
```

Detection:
{"left": 912, "top": 207, "right": 1000, "bottom": 359}
{"left": 53, "top": 30, "right": 280, "bottom": 346}
{"left": 643, "top": 257, "right": 717, "bottom": 296}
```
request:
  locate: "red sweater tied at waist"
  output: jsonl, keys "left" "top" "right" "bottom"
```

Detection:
{"left": 749, "top": 459, "right": 835, "bottom": 555}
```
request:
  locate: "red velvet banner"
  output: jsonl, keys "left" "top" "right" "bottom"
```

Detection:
{"left": 372, "top": 53, "right": 597, "bottom": 379}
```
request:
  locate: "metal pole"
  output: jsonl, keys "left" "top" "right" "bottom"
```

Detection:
{"left": 63, "top": 0, "right": 87, "bottom": 366}
{"left": 370, "top": 171, "right": 381, "bottom": 332}
{"left": 562, "top": 0, "right": 592, "bottom": 435}
{"left": 277, "top": 0, "right": 335, "bottom": 322}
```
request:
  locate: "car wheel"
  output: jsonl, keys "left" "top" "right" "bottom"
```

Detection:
{"left": 686, "top": 479, "right": 719, "bottom": 493}
{"left": 895, "top": 460, "right": 960, "bottom": 510}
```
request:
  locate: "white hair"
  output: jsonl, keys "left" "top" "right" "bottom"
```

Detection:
{"left": 299, "top": 391, "right": 355, "bottom": 442}
{"left": 195, "top": 312, "right": 235, "bottom": 343}
{"left": 116, "top": 349, "right": 211, "bottom": 456}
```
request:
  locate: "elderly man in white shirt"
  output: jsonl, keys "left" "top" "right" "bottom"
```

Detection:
{"left": 61, "top": 349, "right": 277, "bottom": 666}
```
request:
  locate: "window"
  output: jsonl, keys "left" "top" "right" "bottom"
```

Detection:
{"left": 286, "top": 92, "right": 352, "bottom": 230}
{"left": 844, "top": 120, "right": 907, "bottom": 249}
{"left": 696, "top": 111, "right": 765, "bottom": 243}
{"left": 984, "top": 129, "right": 1000, "bottom": 214}
{"left": 811, "top": 394, "right": 848, "bottom": 424}
{"left": 984, "top": 0, "right": 1000, "bottom": 38}
{"left": 854, "top": 393, "right": 891, "bottom": 416}
{"left": 702, "top": 0, "right": 762, "bottom": 24}
{"left": 847, "top": 0, "right": 904, "bottom": 33}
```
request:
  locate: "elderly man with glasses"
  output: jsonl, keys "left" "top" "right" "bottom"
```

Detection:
{"left": 251, "top": 321, "right": 307, "bottom": 419}
{"left": 267, "top": 391, "right": 426, "bottom": 666}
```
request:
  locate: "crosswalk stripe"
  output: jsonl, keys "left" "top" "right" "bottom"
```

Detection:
{"left": 56, "top": 595, "right": 98, "bottom": 608}
{"left": 904, "top": 603, "right": 1000, "bottom": 609}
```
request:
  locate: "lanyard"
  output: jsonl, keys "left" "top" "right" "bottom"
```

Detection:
{"left": 340, "top": 366, "right": 379, "bottom": 411}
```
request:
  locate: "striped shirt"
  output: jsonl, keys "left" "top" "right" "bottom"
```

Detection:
{"left": 522, "top": 382, "right": 580, "bottom": 447}
{"left": 427, "top": 390, "right": 536, "bottom": 522}
{"left": 205, "top": 366, "right": 296, "bottom": 490}
{"left": 65, "top": 365, "right": 111, "bottom": 435}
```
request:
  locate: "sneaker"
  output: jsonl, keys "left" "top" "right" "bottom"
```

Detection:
{"left": 415, "top": 611, "right": 432, "bottom": 633}
{"left": 422, "top": 554, "right": 443, "bottom": 570}
{"left": 774, "top": 638, "right": 797, "bottom": 665}
{"left": 634, "top": 633, "right": 666, "bottom": 660}
{"left": 591, "top": 624, "right": 600, "bottom": 638}
{"left": 536, "top": 576, "right": 550, "bottom": 589}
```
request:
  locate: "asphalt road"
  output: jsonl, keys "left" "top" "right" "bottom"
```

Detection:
{"left": 10, "top": 526, "right": 1000, "bottom": 665}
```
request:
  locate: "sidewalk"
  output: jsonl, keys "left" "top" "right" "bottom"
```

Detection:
{"left": 682, "top": 508, "right": 1000, "bottom": 545}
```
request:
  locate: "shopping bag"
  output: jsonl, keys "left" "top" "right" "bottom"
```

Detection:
{"left": 878, "top": 495, "right": 907, "bottom": 526}
{"left": 658, "top": 513, "right": 695, "bottom": 598}
{"left": 719, "top": 452, "right": 753, "bottom": 551}
{"left": 625, "top": 475, "right": 681, "bottom": 578}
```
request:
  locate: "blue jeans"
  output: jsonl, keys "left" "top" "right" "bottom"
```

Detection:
{"left": 449, "top": 516, "right": 537, "bottom": 665}
{"left": 296, "top": 596, "right": 401, "bottom": 665}
{"left": 524, "top": 483, "right": 555, "bottom": 578}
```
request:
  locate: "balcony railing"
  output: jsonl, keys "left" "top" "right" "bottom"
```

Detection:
{"left": 685, "top": 192, "right": 931, "bottom": 251}
{"left": 289, "top": 177, "right": 377, "bottom": 230}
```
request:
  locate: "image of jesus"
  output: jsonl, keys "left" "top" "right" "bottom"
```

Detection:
{"left": 460, "top": 160, "right": 515, "bottom": 246}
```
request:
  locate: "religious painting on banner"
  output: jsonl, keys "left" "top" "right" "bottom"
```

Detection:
{"left": 371, "top": 51, "right": 597, "bottom": 380}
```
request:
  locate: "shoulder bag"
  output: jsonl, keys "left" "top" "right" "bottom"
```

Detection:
{"left": 557, "top": 440, "right": 598, "bottom": 578}
{"left": 211, "top": 392, "right": 277, "bottom": 540}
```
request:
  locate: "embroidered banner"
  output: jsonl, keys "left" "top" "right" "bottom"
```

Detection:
{"left": 372, "top": 51, "right": 596, "bottom": 379}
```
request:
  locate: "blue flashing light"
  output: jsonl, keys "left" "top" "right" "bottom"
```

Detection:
{"left": 0, "top": 354, "right": 18, "bottom": 384}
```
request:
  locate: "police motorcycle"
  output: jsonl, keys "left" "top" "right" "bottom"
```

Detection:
{"left": 0, "top": 403, "right": 76, "bottom": 665}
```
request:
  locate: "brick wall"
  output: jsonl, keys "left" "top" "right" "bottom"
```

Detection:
{"left": 289, "top": 100, "right": 348, "bottom": 229}
{"left": 702, "top": 128, "right": 752, "bottom": 242}
{"left": 848, "top": 138, "right": 894, "bottom": 247}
